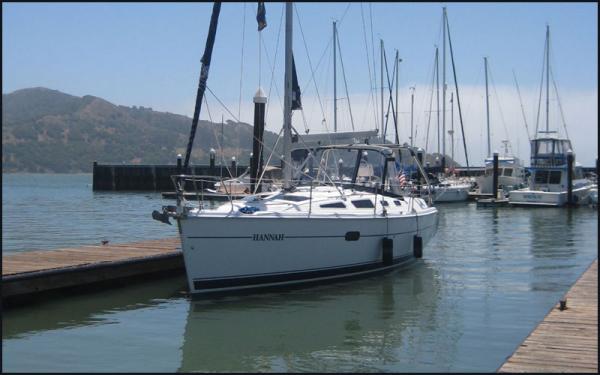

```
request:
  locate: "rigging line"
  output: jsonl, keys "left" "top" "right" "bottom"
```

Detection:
{"left": 206, "top": 85, "right": 241, "bottom": 123}
{"left": 252, "top": 127, "right": 284, "bottom": 195}
{"left": 382, "top": 47, "right": 399, "bottom": 144}
{"left": 295, "top": 4, "right": 329, "bottom": 124}
{"left": 534, "top": 35, "right": 547, "bottom": 136}
{"left": 238, "top": 3, "right": 247, "bottom": 121}
{"left": 336, "top": 31, "right": 356, "bottom": 131}
{"left": 360, "top": 3, "right": 378, "bottom": 132}
{"left": 512, "top": 69, "right": 532, "bottom": 142}
{"left": 337, "top": 2, "right": 352, "bottom": 26}
{"left": 550, "top": 65, "right": 570, "bottom": 140}
{"left": 263, "top": 4, "right": 285, "bottom": 121}
{"left": 487, "top": 61, "right": 510, "bottom": 146}
{"left": 205, "top": 95, "right": 234, "bottom": 178}
{"left": 445, "top": 13, "right": 470, "bottom": 169}
{"left": 415, "top": 46, "right": 437, "bottom": 148}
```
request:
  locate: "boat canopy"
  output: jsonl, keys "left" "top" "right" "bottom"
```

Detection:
{"left": 530, "top": 137, "right": 573, "bottom": 167}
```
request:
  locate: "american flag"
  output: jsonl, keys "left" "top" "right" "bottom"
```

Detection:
{"left": 398, "top": 170, "right": 407, "bottom": 187}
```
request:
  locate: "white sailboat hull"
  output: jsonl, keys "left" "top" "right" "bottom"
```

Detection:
{"left": 178, "top": 211, "right": 438, "bottom": 294}
{"left": 508, "top": 183, "right": 593, "bottom": 206}
{"left": 432, "top": 184, "right": 471, "bottom": 202}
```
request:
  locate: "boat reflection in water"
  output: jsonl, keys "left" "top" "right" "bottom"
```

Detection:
{"left": 178, "top": 262, "right": 446, "bottom": 372}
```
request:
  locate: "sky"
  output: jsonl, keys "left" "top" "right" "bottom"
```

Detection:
{"left": 2, "top": 2, "right": 598, "bottom": 166}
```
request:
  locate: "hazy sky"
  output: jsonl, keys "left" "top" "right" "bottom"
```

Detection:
{"left": 3, "top": 2, "right": 598, "bottom": 166}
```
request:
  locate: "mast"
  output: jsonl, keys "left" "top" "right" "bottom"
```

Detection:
{"left": 442, "top": 7, "right": 447, "bottom": 171}
{"left": 450, "top": 92, "right": 454, "bottom": 162}
{"left": 435, "top": 46, "right": 440, "bottom": 156}
{"left": 282, "top": 2, "right": 293, "bottom": 189}
{"left": 545, "top": 25, "right": 550, "bottom": 132}
{"left": 484, "top": 56, "right": 491, "bottom": 157}
{"left": 333, "top": 21, "right": 337, "bottom": 133}
{"left": 183, "top": 2, "right": 222, "bottom": 168}
{"left": 410, "top": 86, "right": 415, "bottom": 147}
{"left": 395, "top": 50, "right": 399, "bottom": 144}
{"left": 380, "top": 39, "right": 384, "bottom": 140}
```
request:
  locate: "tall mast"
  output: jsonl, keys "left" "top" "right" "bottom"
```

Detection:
{"left": 333, "top": 21, "right": 337, "bottom": 133}
{"left": 545, "top": 25, "right": 550, "bottom": 132}
{"left": 442, "top": 7, "right": 447, "bottom": 166}
{"left": 395, "top": 50, "right": 399, "bottom": 144}
{"left": 484, "top": 56, "right": 491, "bottom": 157}
{"left": 435, "top": 46, "right": 440, "bottom": 155}
{"left": 450, "top": 92, "right": 454, "bottom": 162}
{"left": 410, "top": 86, "right": 415, "bottom": 147}
{"left": 380, "top": 39, "right": 384, "bottom": 140}
{"left": 282, "top": 2, "right": 293, "bottom": 189}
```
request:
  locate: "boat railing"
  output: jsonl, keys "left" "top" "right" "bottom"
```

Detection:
{"left": 170, "top": 174, "right": 281, "bottom": 209}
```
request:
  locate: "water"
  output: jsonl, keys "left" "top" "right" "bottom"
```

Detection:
{"left": 2, "top": 174, "right": 177, "bottom": 253}
{"left": 2, "top": 174, "right": 598, "bottom": 372}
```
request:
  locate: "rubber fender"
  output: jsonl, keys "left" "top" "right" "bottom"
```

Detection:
{"left": 413, "top": 235, "right": 423, "bottom": 258}
{"left": 382, "top": 237, "right": 393, "bottom": 265}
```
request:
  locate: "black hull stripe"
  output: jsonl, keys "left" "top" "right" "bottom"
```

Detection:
{"left": 186, "top": 224, "right": 436, "bottom": 240}
{"left": 193, "top": 255, "right": 413, "bottom": 290}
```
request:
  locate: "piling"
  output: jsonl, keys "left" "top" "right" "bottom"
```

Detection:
{"left": 209, "top": 148, "right": 216, "bottom": 171}
{"left": 567, "top": 150, "right": 574, "bottom": 206}
{"left": 493, "top": 151, "right": 499, "bottom": 199}
{"left": 177, "top": 154, "right": 182, "bottom": 175}
{"left": 231, "top": 157, "right": 237, "bottom": 177}
{"left": 250, "top": 87, "right": 267, "bottom": 193}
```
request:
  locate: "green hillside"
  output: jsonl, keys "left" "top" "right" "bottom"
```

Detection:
{"left": 2, "top": 87, "right": 280, "bottom": 173}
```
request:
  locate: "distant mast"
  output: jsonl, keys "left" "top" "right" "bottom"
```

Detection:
{"left": 484, "top": 56, "right": 491, "bottom": 158}
{"left": 545, "top": 25, "right": 550, "bottom": 133}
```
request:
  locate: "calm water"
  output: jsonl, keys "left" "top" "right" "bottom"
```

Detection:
{"left": 2, "top": 174, "right": 598, "bottom": 372}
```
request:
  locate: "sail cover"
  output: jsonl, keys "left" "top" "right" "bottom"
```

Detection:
{"left": 292, "top": 55, "right": 302, "bottom": 110}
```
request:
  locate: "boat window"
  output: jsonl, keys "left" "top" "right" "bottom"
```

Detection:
{"left": 380, "top": 200, "right": 389, "bottom": 206}
{"left": 351, "top": 199, "right": 374, "bottom": 208}
{"left": 320, "top": 202, "right": 346, "bottom": 208}
{"left": 548, "top": 171, "right": 562, "bottom": 184}
{"left": 281, "top": 195, "right": 310, "bottom": 202}
{"left": 503, "top": 168, "right": 513, "bottom": 177}
{"left": 534, "top": 170, "right": 549, "bottom": 184}
{"left": 393, "top": 200, "right": 402, "bottom": 206}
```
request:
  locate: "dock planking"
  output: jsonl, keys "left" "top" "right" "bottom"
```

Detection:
{"left": 498, "top": 259, "right": 598, "bottom": 373}
{"left": 2, "top": 237, "right": 183, "bottom": 307}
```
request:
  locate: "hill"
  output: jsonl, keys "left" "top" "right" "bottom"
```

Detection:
{"left": 2, "top": 87, "right": 280, "bottom": 173}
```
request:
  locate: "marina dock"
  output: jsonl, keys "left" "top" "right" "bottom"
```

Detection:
{"left": 498, "top": 259, "right": 598, "bottom": 373}
{"left": 2, "top": 237, "right": 183, "bottom": 307}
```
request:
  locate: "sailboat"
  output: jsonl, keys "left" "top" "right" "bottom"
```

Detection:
{"left": 154, "top": 3, "right": 439, "bottom": 295}
{"left": 474, "top": 57, "right": 527, "bottom": 197}
{"left": 427, "top": 7, "right": 471, "bottom": 203}
{"left": 508, "top": 26, "right": 595, "bottom": 207}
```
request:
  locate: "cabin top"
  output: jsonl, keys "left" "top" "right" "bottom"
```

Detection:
{"left": 530, "top": 137, "right": 573, "bottom": 167}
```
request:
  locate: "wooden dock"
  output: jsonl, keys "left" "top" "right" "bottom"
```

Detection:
{"left": 2, "top": 237, "right": 183, "bottom": 307}
{"left": 498, "top": 259, "right": 598, "bottom": 373}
